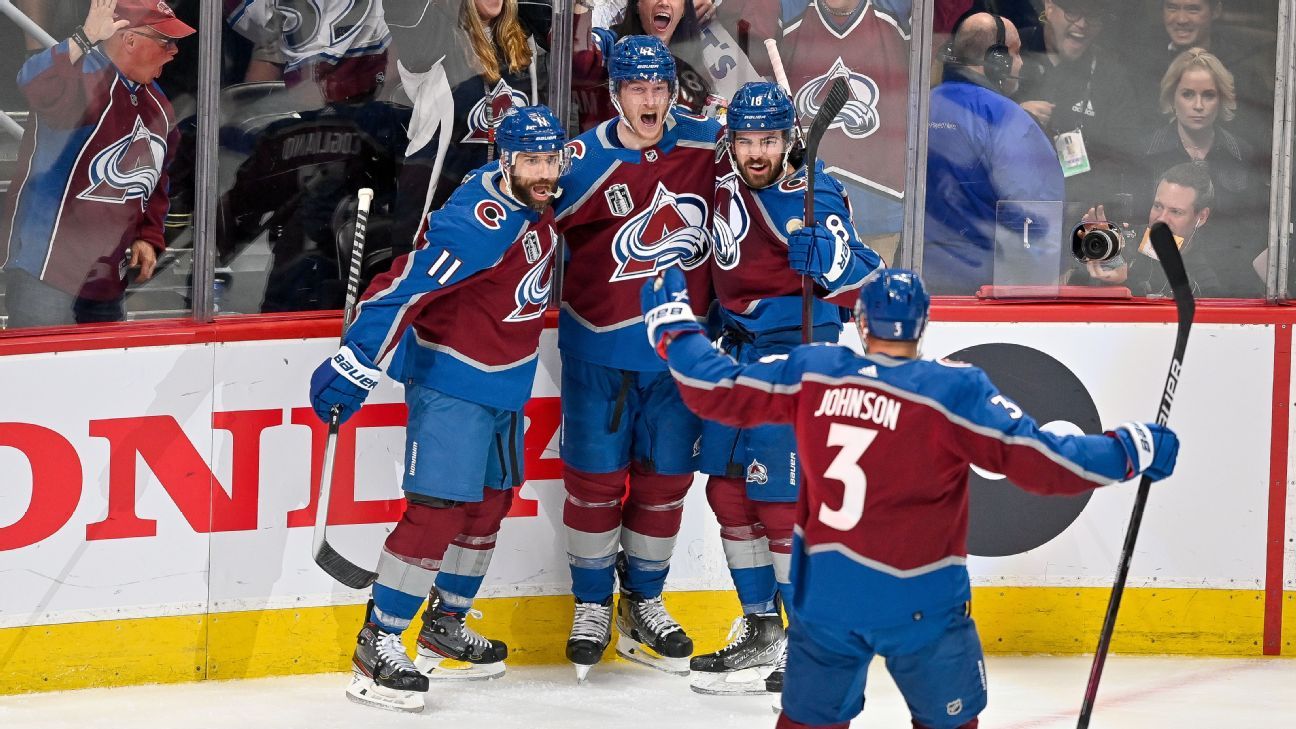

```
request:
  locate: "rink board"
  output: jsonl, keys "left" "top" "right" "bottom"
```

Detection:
{"left": 0, "top": 310, "right": 1292, "bottom": 694}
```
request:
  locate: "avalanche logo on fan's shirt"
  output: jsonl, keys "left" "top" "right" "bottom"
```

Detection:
{"left": 712, "top": 175, "right": 750, "bottom": 271}
{"left": 77, "top": 117, "right": 165, "bottom": 204}
{"left": 505, "top": 241, "right": 555, "bottom": 322}
{"left": 462, "top": 80, "right": 530, "bottom": 144}
{"left": 609, "top": 182, "right": 709, "bottom": 282}
{"left": 793, "top": 58, "right": 881, "bottom": 140}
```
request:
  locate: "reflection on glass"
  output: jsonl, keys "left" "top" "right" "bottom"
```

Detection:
{"left": 0, "top": 0, "right": 198, "bottom": 329}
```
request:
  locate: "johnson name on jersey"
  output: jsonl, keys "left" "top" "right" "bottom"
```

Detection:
{"left": 343, "top": 163, "right": 557, "bottom": 411}
{"left": 553, "top": 109, "right": 723, "bottom": 371}
{"left": 712, "top": 162, "right": 882, "bottom": 332}
{"left": 663, "top": 336, "right": 1137, "bottom": 627}
{"left": 780, "top": 0, "right": 910, "bottom": 200}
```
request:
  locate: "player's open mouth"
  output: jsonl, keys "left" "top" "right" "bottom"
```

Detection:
{"left": 745, "top": 160, "right": 769, "bottom": 174}
{"left": 531, "top": 184, "right": 553, "bottom": 200}
{"left": 640, "top": 112, "right": 660, "bottom": 129}
{"left": 653, "top": 12, "right": 673, "bottom": 32}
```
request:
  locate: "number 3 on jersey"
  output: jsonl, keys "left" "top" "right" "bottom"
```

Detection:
{"left": 820, "top": 423, "right": 878, "bottom": 531}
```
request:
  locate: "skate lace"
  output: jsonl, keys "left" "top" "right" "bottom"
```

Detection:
{"left": 571, "top": 602, "right": 613, "bottom": 642}
{"left": 449, "top": 609, "right": 492, "bottom": 650}
{"left": 634, "top": 596, "right": 683, "bottom": 637}
{"left": 375, "top": 631, "right": 419, "bottom": 673}
{"left": 716, "top": 616, "right": 753, "bottom": 655}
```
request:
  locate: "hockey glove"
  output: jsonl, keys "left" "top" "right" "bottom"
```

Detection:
{"left": 641, "top": 268, "right": 703, "bottom": 359}
{"left": 310, "top": 344, "right": 382, "bottom": 424}
{"left": 787, "top": 222, "right": 852, "bottom": 288}
{"left": 1111, "top": 422, "right": 1179, "bottom": 481}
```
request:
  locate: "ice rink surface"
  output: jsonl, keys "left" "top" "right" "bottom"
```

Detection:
{"left": 2, "top": 655, "right": 1292, "bottom": 728}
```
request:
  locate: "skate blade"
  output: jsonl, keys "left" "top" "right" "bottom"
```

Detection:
{"left": 414, "top": 651, "right": 505, "bottom": 681}
{"left": 689, "top": 667, "right": 773, "bottom": 696}
{"left": 345, "top": 672, "right": 425, "bottom": 713}
{"left": 615, "top": 635, "right": 690, "bottom": 676}
{"left": 770, "top": 692, "right": 782, "bottom": 715}
{"left": 574, "top": 663, "right": 593, "bottom": 683}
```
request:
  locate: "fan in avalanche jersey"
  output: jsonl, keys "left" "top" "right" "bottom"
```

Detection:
{"left": 551, "top": 34, "right": 723, "bottom": 682}
{"left": 308, "top": 106, "right": 567, "bottom": 713}
{"left": 643, "top": 266, "right": 1180, "bottom": 729}
{"left": 778, "top": 0, "right": 911, "bottom": 260}
{"left": 690, "top": 80, "right": 881, "bottom": 697}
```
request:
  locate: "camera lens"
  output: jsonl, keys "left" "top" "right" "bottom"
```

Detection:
{"left": 1071, "top": 223, "right": 1122, "bottom": 262}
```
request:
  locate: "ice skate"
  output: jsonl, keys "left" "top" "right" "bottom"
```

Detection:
{"left": 414, "top": 592, "right": 508, "bottom": 681}
{"left": 689, "top": 614, "right": 785, "bottom": 695}
{"left": 764, "top": 639, "right": 787, "bottom": 693}
{"left": 615, "top": 591, "right": 693, "bottom": 676}
{"left": 345, "top": 612, "right": 429, "bottom": 713}
{"left": 567, "top": 597, "right": 613, "bottom": 682}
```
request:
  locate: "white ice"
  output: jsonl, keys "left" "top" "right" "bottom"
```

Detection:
{"left": 1, "top": 655, "right": 1292, "bottom": 728}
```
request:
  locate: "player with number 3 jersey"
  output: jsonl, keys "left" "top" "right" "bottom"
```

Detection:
{"left": 642, "top": 266, "right": 1180, "bottom": 729}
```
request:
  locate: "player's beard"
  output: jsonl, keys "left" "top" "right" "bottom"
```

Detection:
{"left": 510, "top": 173, "right": 558, "bottom": 211}
{"left": 737, "top": 152, "right": 783, "bottom": 189}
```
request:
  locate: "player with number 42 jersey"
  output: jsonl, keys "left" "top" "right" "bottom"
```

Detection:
{"left": 642, "top": 266, "right": 1180, "bottom": 729}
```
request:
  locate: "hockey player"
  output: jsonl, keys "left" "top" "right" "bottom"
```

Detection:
{"left": 642, "top": 267, "right": 1179, "bottom": 728}
{"left": 308, "top": 106, "right": 567, "bottom": 712}
{"left": 552, "top": 34, "right": 722, "bottom": 680}
{"left": 691, "top": 80, "right": 882, "bottom": 696}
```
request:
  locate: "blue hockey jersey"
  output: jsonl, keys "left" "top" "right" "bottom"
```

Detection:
{"left": 662, "top": 333, "right": 1134, "bottom": 628}
{"left": 343, "top": 163, "right": 557, "bottom": 411}
{"left": 713, "top": 161, "right": 883, "bottom": 333}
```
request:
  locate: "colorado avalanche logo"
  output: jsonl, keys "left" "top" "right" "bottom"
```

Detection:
{"left": 712, "top": 175, "right": 750, "bottom": 271}
{"left": 609, "top": 182, "right": 710, "bottom": 282}
{"left": 462, "top": 80, "right": 530, "bottom": 144}
{"left": 793, "top": 58, "right": 880, "bottom": 140}
{"left": 505, "top": 243, "right": 555, "bottom": 322}
{"left": 78, "top": 118, "right": 165, "bottom": 204}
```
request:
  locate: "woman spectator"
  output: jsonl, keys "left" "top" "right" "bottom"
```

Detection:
{"left": 1141, "top": 48, "right": 1265, "bottom": 294}
{"left": 1014, "top": 0, "right": 1141, "bottom": 216}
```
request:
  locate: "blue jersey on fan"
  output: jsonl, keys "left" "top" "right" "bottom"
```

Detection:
{"left": 552, "top": 108, "right": 723, "bottom": 372}
{"left": 342, "top": 162, "right": 558, "bottom": 411}
{"left": 713, "top": 160, "right": 882, "bottom": 334}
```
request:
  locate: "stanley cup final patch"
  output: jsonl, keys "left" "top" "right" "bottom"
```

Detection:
{"left": 605, "top": 183, "right": 633, "bottom": 217}
{"left": 523, "top": 230, "right": 542, "bottom": 264}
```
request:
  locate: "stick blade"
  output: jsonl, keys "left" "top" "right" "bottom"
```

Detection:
{"left": 804, "top": 77, "right": 851, "bottom": 166}
{"left": 1147, "top": 222, "right": 1195, "bottom": 329}
{"left": 314, "top": 541, "right": 378, "bottom": 589}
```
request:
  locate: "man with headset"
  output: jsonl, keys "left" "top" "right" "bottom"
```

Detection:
{"left": 921, "top": 12, "right": 1065, "bottom": 295}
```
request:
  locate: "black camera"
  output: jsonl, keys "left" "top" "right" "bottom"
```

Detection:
{"left": 1070, "top": 222, "right": 1124, "bottom": 262}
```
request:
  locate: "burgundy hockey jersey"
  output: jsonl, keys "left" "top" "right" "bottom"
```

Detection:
{"left": 0, "top": 43, "right": 175, "bottom": 301}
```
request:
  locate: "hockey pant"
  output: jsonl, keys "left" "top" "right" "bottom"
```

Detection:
{"left": 706, "top": 476, "right": 796, "bottom": 615}
{"left": 563, "top": 464, "right": 691, "bottom": 603}
{"left": 370, "top": 488, "right": 513, "bottom": 632}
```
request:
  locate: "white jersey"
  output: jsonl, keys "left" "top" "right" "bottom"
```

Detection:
{"left": 227, "top": 0, "right": 392, "bottom": 72}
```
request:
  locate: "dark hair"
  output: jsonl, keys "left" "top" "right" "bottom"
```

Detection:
{"left": 1159, "top": 162, "right": 1216, "bottom": 212}
{"left": 613, "top": 0, "right": 701, "bottom": 46}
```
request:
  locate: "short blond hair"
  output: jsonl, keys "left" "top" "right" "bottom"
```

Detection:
{"left": 1159, "top": 47, "right": 1236, "bottom": 122}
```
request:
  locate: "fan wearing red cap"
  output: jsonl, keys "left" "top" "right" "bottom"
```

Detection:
{"left": 0, "top": 0, "right": 191, "bottom": 328}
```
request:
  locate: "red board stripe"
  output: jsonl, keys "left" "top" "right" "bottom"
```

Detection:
{"left": 1266, "top": 323, "right": 1291, "bottom": 655}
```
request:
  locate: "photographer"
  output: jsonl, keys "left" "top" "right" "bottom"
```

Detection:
{"left": 1078, "top": 161, "right": 1261, "bottom": 297}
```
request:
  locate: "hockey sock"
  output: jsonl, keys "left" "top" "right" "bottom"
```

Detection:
{"left": 434, "top": 488, "right": 514, "bottom": 613}
{"left": 620, "top": 464, "right": 690, "bottom": 598}
{"left": 707, "top": 476, "right": 777, "bottom": 614}
{"left": 755, "top": 499, "right": 797, "bottom": 610}
{"left": 563, "top": 466, "right": 628, "bottom": 602}
{"left": 371, "top": 499, "right": 469, "bottom": 632}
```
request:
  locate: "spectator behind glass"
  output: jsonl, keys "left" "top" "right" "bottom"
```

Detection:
{"left": 1140, "top": 48, "right": 1265, "bottom": 291}
{"left": 1085, "top": 161, "right": 1261, "bottom": 297}
{"left": 0, "top": 0, "right": 194, "bottom": 329}
{"left": 922, "top": 13, "right": 1065, "bottom": 295}
{"left": 1014, "top": 0, "right": 1141, "bottom": 216}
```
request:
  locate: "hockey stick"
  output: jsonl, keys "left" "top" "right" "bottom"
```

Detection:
{"left": 1076, "top": 221, "right": 1194, "bottom": 728}
{"left": 312, "top": 187, "right": 380, "bottom": 590}
{"left": 785, "top": 77, "right": 849, "bottom": 343}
